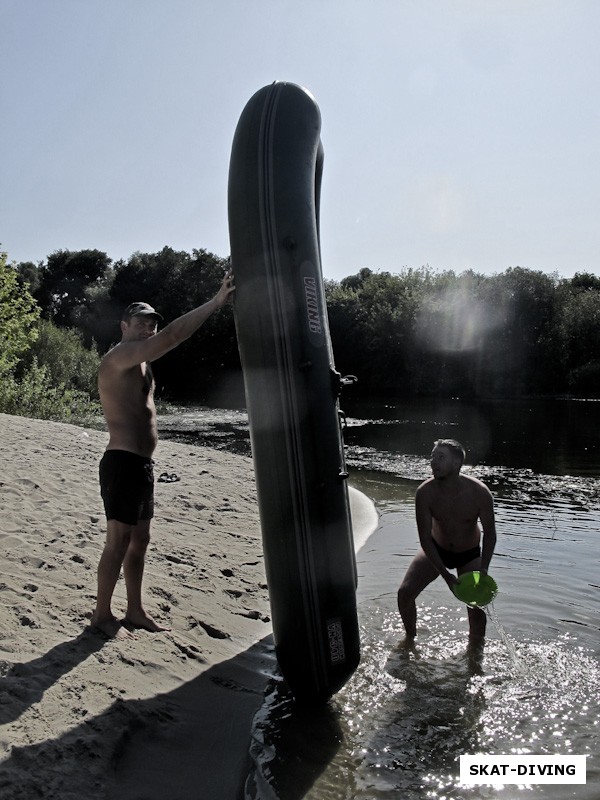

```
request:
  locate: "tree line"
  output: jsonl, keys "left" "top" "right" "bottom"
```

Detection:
{"left": 2, "top": 245, "right": 599, "bottom": 420}
{"left": 327, "top": 265, "right": 600, "bottom": 398}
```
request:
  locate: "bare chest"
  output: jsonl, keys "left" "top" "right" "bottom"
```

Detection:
{"left": 430, "top": 489, "right": 479, "bottom": 525}
{"left": 119, "top": 362, "right": 154, "bottom": 397}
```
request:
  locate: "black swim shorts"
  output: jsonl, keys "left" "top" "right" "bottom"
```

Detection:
{"left": 99, "top": 450, "right": 154, "bottom": 526}
{"left": 433, "top": 539, "right": 481, "bottom": 570}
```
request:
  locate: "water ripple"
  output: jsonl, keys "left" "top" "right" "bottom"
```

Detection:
{"left": 245, "top": 608, "right": 600, "bottom": 800}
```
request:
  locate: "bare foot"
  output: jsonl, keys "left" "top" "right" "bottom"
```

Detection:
{"left": 124, "top": 611, "right": 170, "bottom": 633}
{"left": 397, "top": 633, "right": 417, "bottom": 650}
{"left": 90, "top": 614, "right": 135, "bottom": 639}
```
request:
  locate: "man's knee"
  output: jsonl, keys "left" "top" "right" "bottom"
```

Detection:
{"left": 397, "top": 584, "right": 416, "bottom": 609}
{"left": 130, "top": 524, "right": 151, "bottom": 551}
{"left": 105, "top": 522, "right": 132, "bottom": 555}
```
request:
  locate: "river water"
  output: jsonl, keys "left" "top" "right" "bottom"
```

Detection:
{"left": 158, "top": 397, "right": 600, "bottom": 799}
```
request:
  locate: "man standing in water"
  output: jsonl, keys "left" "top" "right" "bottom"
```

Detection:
{"left": 397, "top": 439, "right": 496, "bottom": 643}
{"left": 91, "top": 272, "right": 235, "bottom": 638}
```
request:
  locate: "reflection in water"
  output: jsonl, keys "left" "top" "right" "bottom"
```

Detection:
{"left": 246, "top": 609, "right": 600, "bottom": 800}
{"left": 157, "top": 400, "right": 600, "bottom": 798}
{"left": 342, "top": 396, "right": 600, "bottom": 478}
{"left": 243, "top": 475, "right": 600, "bottom": 798}
{"left": 245, "top": 677, "right": 343, "bottom": 800}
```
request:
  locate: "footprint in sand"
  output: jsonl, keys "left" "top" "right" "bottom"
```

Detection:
{"left": 196, "top": 620, "right": 231, "bottom": 639}
{"left": 19, "top": 614, "right": 39, "bottom": 628}
{"left": 235, "top": 609, "right": 271, "bottom": 622}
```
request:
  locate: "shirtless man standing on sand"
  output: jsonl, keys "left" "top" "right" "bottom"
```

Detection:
{"left": 91, "top": 272, "right": 235, "bottom": 638}
{"left": 397, "top": 438, "right": 496, "bottom": 643}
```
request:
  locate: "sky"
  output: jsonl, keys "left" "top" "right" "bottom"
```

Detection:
{"left": 2, "top": 0, "right": 599, "bottom": 282}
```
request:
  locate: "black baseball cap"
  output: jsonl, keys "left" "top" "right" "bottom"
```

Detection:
{"left": 122, "top": 302, "right": 163, "bottom": 322}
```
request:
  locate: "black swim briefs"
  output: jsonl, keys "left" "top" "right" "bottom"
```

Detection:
{"left": 433, "top": 539, "right": 481, "bottom": 570}
{"left": 99, "top": 450, "right": 154, "bottom": 526}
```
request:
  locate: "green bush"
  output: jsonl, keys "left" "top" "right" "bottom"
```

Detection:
{"left": 0, "top": 357, "right": 100, "bottom": 420}
{"left": 0, "top": 251, "right": 39, "bottom": 374}
{"left": 25, "top": 319, "right": 100, "bottom": 399}
{"left": 1, "top": 252, "right": 101, "bottom": 420}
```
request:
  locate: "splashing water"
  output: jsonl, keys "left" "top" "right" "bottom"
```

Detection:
{"left": 485, "top": 602, "right": 529, "bottom": 679}
{"left": 154, "top": 403, "right": 600, "bottom": 797}
{"left": 245, "top": 607, "right": 600, "bottom": 800}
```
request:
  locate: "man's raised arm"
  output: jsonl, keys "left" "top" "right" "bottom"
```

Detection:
{"left": 106, "top": 273, "right": 234, "bottom": 370}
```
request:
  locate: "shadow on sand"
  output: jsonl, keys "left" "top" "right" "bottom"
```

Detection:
{"left": 0, "top": 633, "right": 347, "bottom": 800}
{"left": 0, "top": 628, "right": 107, "bottom": 725}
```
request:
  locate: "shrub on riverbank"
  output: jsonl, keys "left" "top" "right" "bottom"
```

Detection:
{"left": 0, "top": 358, "right": 100, "bottom": 420}
{"left": 25, "top": 319, "right": 100, "bottom": 400}
{"left": 0, "top": 251, "right": 100, "bottom": 421}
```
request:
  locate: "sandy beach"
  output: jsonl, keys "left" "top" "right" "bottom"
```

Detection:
{"left": 0, "top": 412, "right": 378, "bottom": 800}
{"left": 0, "top": 412, "right": 278, "bottom": 799}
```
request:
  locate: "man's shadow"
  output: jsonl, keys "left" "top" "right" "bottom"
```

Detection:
{"left": 0, "top": 634, "right": 344, "bottom": 800}
{"left": 109, "top": 637, "right": 344, "bottom": 800}
{"left": 0, "top": 628, "right": 107, "bottom": 725}
{"left": 371, "top": 640, "right": 487, "bottom": 778}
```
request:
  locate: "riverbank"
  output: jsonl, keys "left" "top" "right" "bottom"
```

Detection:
{"left": 0, "top": 413, "right": 273, "bottom": 799}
